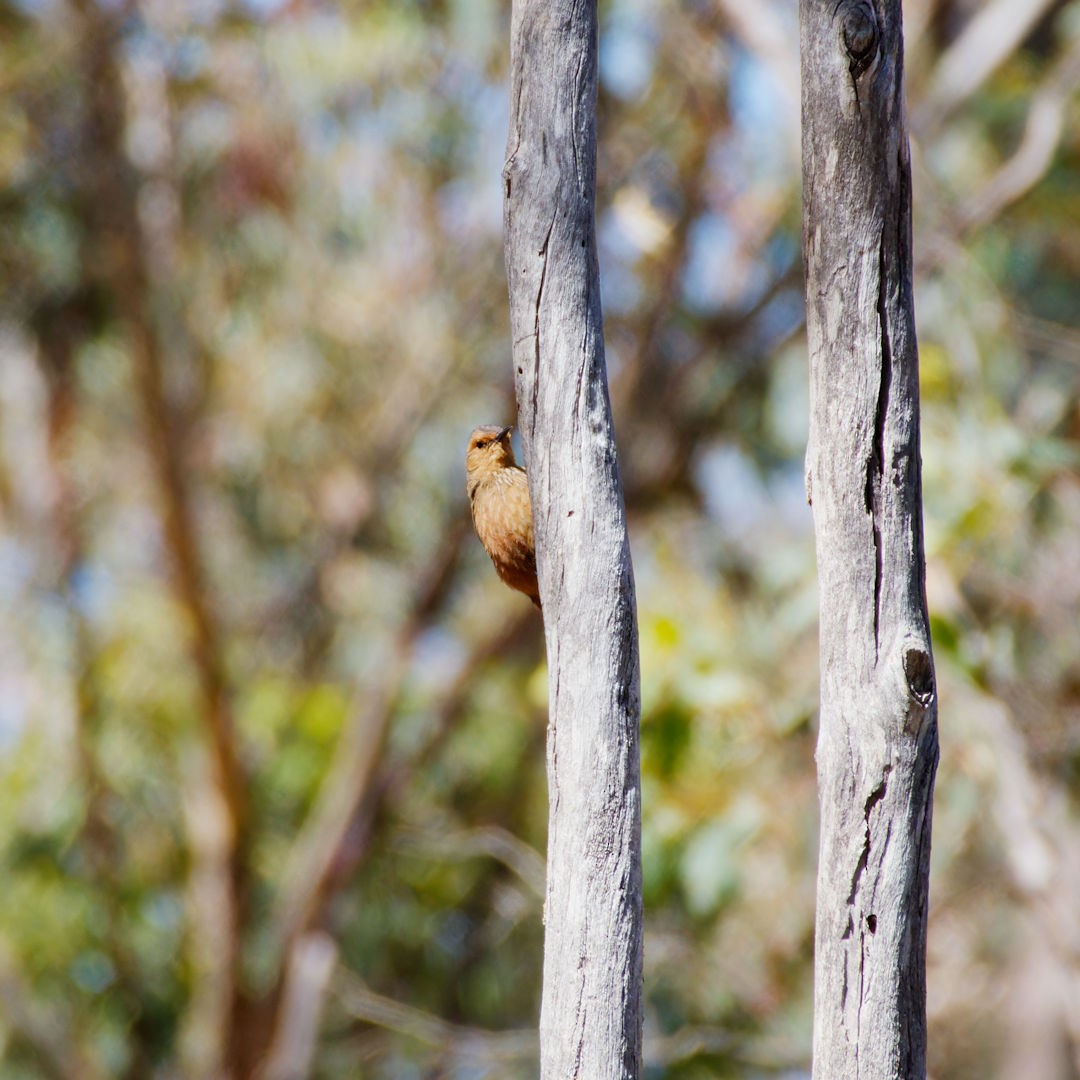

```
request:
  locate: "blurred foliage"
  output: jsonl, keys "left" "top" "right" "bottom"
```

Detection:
{"left": 0, "top": 0, "right": 1079, "bottom": 1077}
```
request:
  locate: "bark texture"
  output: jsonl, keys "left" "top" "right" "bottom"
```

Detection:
{"left": 503, "top": 2, "right": 643, "bottom": 1078}
{"left": 799, "top": 2, "right": 939, "bottom": 1078}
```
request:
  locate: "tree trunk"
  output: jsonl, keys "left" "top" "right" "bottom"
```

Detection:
{"left": 503, "top": 3, "right": 643, "bottom": 1078}
{"left": 799, "top": 2, "right": 939, "bottom": 1078}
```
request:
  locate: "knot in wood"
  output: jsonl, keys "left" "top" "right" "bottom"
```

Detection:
{"left": 903, "top": 646, "right": 935, "bottom": 708}
{"left": 840, "top": 1, "right": 878, "bottom": 78}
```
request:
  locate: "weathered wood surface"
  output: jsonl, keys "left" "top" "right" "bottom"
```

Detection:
{"left": 799, "top": 2, "right": 940, "bottom": 1078}
{"left": 503, "top": 2, "right": 643, "bottom": 1077}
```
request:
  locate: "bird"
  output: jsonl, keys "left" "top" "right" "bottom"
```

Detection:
{"left": 465, "top": 425, "right": 541, "bottom": 609}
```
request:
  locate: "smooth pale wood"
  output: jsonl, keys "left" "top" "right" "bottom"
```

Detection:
{"left": 799, "top": 2, "right": 940, "bottom": 1078}
{"left": 503, "top": 2, "right": 643, "bottom": 1077}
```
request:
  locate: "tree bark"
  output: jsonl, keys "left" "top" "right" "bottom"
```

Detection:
{"left": 799, "top": 2, "right": 939, "bottom": 1078}
{"left": 503, "top": 3, "right": 643, "bottom": 1078}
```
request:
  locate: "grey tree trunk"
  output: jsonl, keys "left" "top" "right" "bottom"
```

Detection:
{"left": 503, "top": 2, "right": 643, "bottom": 1078}
{"left": 799, "top": 2, "right": 940, "bottom": 1079}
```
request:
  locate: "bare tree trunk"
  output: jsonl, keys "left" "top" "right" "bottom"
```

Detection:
{"left": 71, "top": 4, "right": 249, "bottom": 1074}
{"left": 799, "top": 2, "right": 939, "bottom": 1078}
{"left": 503, "top": 2, "right": 643, "bottom": 1078}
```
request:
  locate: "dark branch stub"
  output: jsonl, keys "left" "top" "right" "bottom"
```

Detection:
{"left": 903, "top": 646, "right": 935, "bottom": 708}
{"left": 840, "top": 1, "right": 879, "bottom": 80}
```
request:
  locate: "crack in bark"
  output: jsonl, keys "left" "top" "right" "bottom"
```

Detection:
{"left": 867, "top": 223, "right": 892, "bottom": 659}
{"left": 503, "top": 141, "right": 519, "bottom": 200}
{"left": 570, "top": 905, "right": 590, "bottom": 1080}
{"left": 851, "top": 764, "right": 891, "bottom": 1080}
{"left": 844, "top": 763, "right": 892, "bottom": 1065}
{"left": 846, "top": 767, "right": 890, "bottom": 907}
{"left": 840, "top": 939, "right": 850, "bottom": 1014}
{"left": 572, "top": 39, "right": 586, "bottom": 196}
{"left": 572, "top": 1003, "right": 586, "bottom": 1080}
{"left": 573, "top": 323, "right": 589, "bottom": 441}
{"left": 856, "top": 924, "right": 866, "bottom": 1079}
{"left": 532, "top": 209, "right": 557, "bottom": 427}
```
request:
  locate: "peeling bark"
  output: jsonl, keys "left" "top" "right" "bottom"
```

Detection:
{"left": 799, "top": 2, "right": 939, "bottom": 1078}
{"left": 504, "top": 2, "right": 643, "bottom": 1078}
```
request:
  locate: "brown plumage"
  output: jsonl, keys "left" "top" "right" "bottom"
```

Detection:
{"left": 465, "top": 425, "right": 540, "bottom": 608}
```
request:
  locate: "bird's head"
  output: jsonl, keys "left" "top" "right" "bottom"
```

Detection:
{"left": 465, "top": 425, "right": 517, "bottom": 486}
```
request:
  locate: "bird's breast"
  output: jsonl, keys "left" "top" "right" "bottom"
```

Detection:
{"left": 471, "top": 470, "right": 534, "bottom": 562}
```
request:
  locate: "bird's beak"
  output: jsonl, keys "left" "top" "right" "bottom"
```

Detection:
{"left": 497, "top": 426, "right": 512, "bottom": 442}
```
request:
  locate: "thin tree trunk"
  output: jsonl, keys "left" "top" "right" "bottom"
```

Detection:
{"left": 503, "top": 2, "right": 643, "bottom": 1078}
{"left": 799, "top": 2, "right": 939, "bottom": 1078}
{"left": 71, "top": 4, "right": 249, "bottom": 1074}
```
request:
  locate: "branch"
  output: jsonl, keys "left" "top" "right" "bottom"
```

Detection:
{"left": 258, "top": 933, "right": 339, "bottom": 1080}
{"left": 958, "top": 36, "right": 1080, "bottom": 232}
{"left": 271, "top": 648, "right": 408, "bottom": 948}
{"left": 392, "top": 825, "right": 546, "bottom": 898}
{"left": 269, "top": 518, "right": 469, "bottom": 971}
{"left": 256, "top": 552, "right": 537, "bottom": 1074}
{"left": 646, "top": 1026, "right": 805, "bottom": 1072}
{"left": 915, "top": 0, "right": 1062, "bottom": 133}
{"left": 335, "top": 970, "right": 806, "bottom": 1075}
{"left": 334, "top": 970, "right": 539, "bottom": 1064}
{"left": 179, "top": 748, "right": 240, "bottom": 1080}
{"left": 366, "top": 603, "right": 537, "bottom": 824}
{"left": 979, "top": 692, "right": 1080, "bottom": 1070}
{"left": 34, "top": 304, "right": 155, "bottom": 1080}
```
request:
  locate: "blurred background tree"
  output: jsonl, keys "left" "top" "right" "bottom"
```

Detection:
{"left": 0, "top": 0, "right": 1077, "bottom": 1078}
